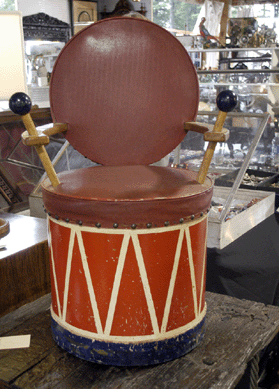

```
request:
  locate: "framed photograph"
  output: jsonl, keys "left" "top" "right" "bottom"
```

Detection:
{"left": 73, "top": 1, "right": 98, "bottom": 34}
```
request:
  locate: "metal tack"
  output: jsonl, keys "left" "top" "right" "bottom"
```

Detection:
{"left": 147, "top": 223, "right": 152, "bottom": 228}
{"left": 95, "top": 222, "right": 101, "bottom": 228}
{"left": 191, "top": 215, "right": 195, "bottom": 220}
{"left": 113, "top": 223, "right": 119, "bottom": 229}
{"left": 131, "top": 224, "right": 137, "bottom": 229}
{"left": 180, "top": 218, "right": 184, "bottom": 224}
{"left": 164, "top": 221, "right": 170, "bottom": 226}
{"left": 78, "top": 220, "right": 83, "bottom": 226}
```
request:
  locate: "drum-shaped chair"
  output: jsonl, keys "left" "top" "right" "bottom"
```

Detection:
{"left": 9, "top": 17, "right": 236, "bottom": 366}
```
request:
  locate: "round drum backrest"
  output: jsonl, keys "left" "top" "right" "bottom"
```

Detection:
{"left": 50, "top": 17, "right": 199, "bottom": 166}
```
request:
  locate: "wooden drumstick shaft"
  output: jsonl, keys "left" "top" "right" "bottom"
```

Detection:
{"left": 197, "top": 111, "right": 227, "bottom": 184}
{"left": 22, "top": 113, "right": 60, "bottom": 187}
{"left": 197, "top": 90, "right": 237, "bottom": 184}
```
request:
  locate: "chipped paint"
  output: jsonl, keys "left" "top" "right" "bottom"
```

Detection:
{"left": 48, "top": 215, "right": 208, "bottom": 365}
{"left": 51, "top": 316, "right": 206, "bottom": 366}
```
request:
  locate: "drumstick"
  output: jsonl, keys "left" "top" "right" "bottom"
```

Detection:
{"left": 9, "top": 92, "right": 60, "bottom": 187}
{"left": 197, "top": 90, "right": 237, "bottom": 184}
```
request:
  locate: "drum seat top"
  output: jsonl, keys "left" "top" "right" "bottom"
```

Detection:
{"left": 42, "top": 166, "right": 213, "bottom": 229}
{"left": 50, "top": 17, "right": 199, "bottom": 166}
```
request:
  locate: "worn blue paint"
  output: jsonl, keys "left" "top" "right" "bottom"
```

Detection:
{"left": 51, "top": 317, "right": 206, "bottom": 366}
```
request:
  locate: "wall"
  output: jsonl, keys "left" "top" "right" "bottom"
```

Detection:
{"left": 17, "top": 0, "right": 71, "bottom": 24}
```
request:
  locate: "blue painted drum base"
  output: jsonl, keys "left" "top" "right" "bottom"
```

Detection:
{"left": 51, "top": 317, "right": 206, "bottom": 366}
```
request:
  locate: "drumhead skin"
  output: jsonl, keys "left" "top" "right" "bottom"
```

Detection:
{"left": 50, "top": 17, "right": 199, "bottom": 166}
{"left": 42, "top": 166, "right": 213, "bottom": 228}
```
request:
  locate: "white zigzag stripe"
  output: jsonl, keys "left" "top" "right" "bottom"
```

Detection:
{"left": 48, "top": 215, "right": 207, "bottom": 337}
{"left": 62, "top": 228, "right": 75, "bottom": 321}
{"left": 132, "top": 234, "right": 160, "bottom": 335}
{"left": 186, "top": 227, "right": 198, "bottom": 318}
{"left": 161, "top": 227, "right": 184, "bottom": 333}
{"left": 199, "top": 222, "right": 207, "bottom": 314}
{"left": 104, "top": 233, "right": 130, "bottom": 335}
{"left": 48, "top": 221, "right": 62, "bottom": 318}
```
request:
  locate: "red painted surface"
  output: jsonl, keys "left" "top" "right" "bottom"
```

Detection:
{"left": 66, "top": 234, "right": 97, "bottom": 333}
{"left": 82, "top": 231, "right": 124, "bottom": 332}
{"left": 48, "top": 218, "right": 207, "bottom": 337}
{"left": 139, "top": 230, "right": 180, "bottom": 330}
{"left": 110, "top": 237, "right": 155, "bottom": 336}
{"left": 166, "top": 231, "right": 196, "bottom": 332}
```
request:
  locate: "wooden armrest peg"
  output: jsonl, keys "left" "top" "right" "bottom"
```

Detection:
{"left": 21, "top": 131, "right": 50, "bottom": 146}
{"left": 184, "top": 122, "right": 211, "bottom": 134}
{"left": 43, "top": 123, "right": 68, "bottom": 137}
{"left": 184, "top": 122, "right": 229, "bottom": 142}
{"left": 21, "top": 123, "right": 68, "bottom": 146}
{"left": 204, "top": 129, "right": 229, "bottom": 142}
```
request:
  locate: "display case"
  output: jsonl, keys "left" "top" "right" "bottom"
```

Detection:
{"left": 184, "top": 46, "right": 279, "bottom": 117}
{"left": 0, "top": 108, "right": 52, "bottom": 212}
{"left": 171, "top": 110, "right": 275, "bottom": 249}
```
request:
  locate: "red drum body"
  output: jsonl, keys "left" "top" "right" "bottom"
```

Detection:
{"left": 42, "top": 166, "right": 213, "bottom": 366}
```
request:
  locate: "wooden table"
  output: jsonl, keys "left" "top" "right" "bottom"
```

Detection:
{"left": 1, "top": 292, "right": 279, "bottom": 389}
{"left": 0, "top": 213, "right": 50, "bottom": 317}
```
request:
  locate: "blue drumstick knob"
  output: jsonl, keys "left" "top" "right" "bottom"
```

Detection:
{"left": 9, "top": 92, "right": 32, "bottom": 116}
{"left": 216, "top": 90, "right": 237, "bottom": 112}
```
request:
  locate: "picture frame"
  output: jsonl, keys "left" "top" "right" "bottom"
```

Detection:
{"left": 73, "top": 1, "right": 98, "bottom": 34}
